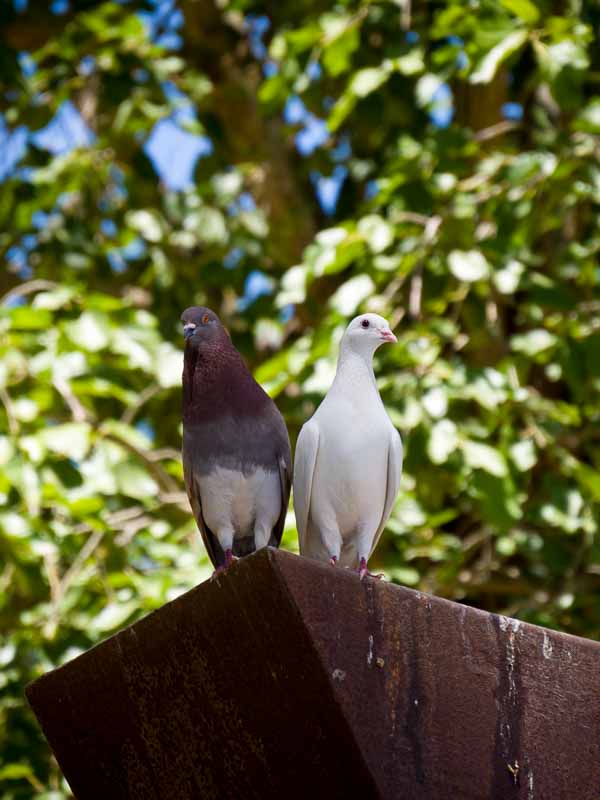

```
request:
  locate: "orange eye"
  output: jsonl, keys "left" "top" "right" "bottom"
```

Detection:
{"left": 202, "top": 314, "right": 210, "bottom": 324}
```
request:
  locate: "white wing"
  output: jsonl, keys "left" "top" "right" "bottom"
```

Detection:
{"left": 370, "top": 429, "right": 403, "bottom": 557}
{"left": 293, "top": 420, "right": 320, "bottom": 555}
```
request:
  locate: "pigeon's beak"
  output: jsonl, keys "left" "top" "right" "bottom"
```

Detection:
{"left": 183, "top": 323, "right": 196, "bottom": 340}
{"left": 379, "top": 327, "right": 397, "bottom": 344}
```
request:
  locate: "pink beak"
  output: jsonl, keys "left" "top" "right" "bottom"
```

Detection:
{"left": 380, "top": 328, "right": 397, "bottom": 344}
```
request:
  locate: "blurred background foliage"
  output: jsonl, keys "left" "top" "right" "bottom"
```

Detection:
{"left": 1, "top": 0, "right": 600, "bottom": 795}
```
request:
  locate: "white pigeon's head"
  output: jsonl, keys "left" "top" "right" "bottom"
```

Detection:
{"left": 341, "top": 313, "right": 397, "bottom": 357}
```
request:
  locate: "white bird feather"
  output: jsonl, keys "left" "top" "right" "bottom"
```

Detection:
{"left": 293, "top": 313, "right": 402, "bottom": 577}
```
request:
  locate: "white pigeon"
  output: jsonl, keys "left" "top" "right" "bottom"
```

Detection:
{"left": 293, "top": 313, "right": 402, "bottom": 579}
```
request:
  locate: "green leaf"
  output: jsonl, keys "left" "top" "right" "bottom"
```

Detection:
{"left": 0, "top": 764, "right": 36, "bottom": 781}
{"left": 329, "top": 66, "right": 390, "bottom": 131}
{"left": 154, "top": 342, "right": 183, "bottom": 387}
{"left": 0, "top": 511, "right": 30, "bottom": 537}
{"left": 329, "top": 275, "right": 375, "bottom": 315}
{"left": 497, "top": 535, "right": 517, "bottom": 555}
{"left": 493, "top": 259, "right": 524, "bottom": 294}
{"left": 100, "top": 419, "right": 153, "bottom": 450}
{"left": 212, "top": 171, "right": 243, "bottom": 198}
{"left": 351, "top": 67, "right": 388, "bottom": 97}
{"left": 38, "top": 423, "right": 92, "bottom": 461}
{"left": 388, "top": 50, "right": 425, "bottom": 76}
{"left": 428, "top": 419, "right": 458, "bottom": 464}
{"left": 328, "top": 92, "right": 357, "bottom": 131}
{"left": 193, "top": 208, "right": 228, "bottom": 246}
{"left": 388, "top": 566, "right": 421, "bottom": 586}
{"left": 471, "top": 30, "right": 528, "bottom": 84}
{"left": 8, "top": 307, "right": 53, "bottom": 330}
{"left": 313, "top": 238, "right": 365, "bottom": 276}
{"left": 448, "top": 250, "right": 490, "bottom": 282}
{"left": 422, "top": 387, "right": 448, "bottom": 418}
{"left": 322, "top": 23, "right": 360, "bottom": 77}
{"left": 90, "top": 601, "right": 139, "bottom": 633}
{"left": 574, "top": 463, "right": 600, "bottom": 502}
{"left": 357, "top": 214, "right": 393, "bottom": 253}
{"left": 576, "top": 99, "right": 600, "bottom": 133}
{"left": 510, "top": 439, "right": 537, "bottom": 471}
{"left": 32, "top": 286, "right": 77, "bottom": 310}
{"left": 114, "top": 462, "right": 158, "bottom": 499}
{"left": 0, "top": 436, "right": 15, "bottom": 465}
{"left": 127, "top": 209, "right": 163, "bottom": 242}
{"left": 511, "top": 329, "right": 557, "bottom": 356}
{"left": 65, "top": 311, "right": 111, "bottom": 351}
{"left": 415, "top": 73, "right": 443, "bottom": 107}
{"left": 472, "top": 472, "right": 522, "bottom": 529}
{"left": 546, "top": 40, "right": 589, "bottom": 73}
{"left": 276, "top": 265, "right": 307, "bottom": 306}
{"left": 240, "top": 209, "right": 268, "bottom": 239}
{"left": 4, "top": 1, "right": 600, "bottom": 785}
{"left": 462, "top": 441, "right": 508, "bottom": 477}
{"left": 499, "top": 0, "right": 540, "bottom": 24}
{"left": 0, "top": 643, "right": 16, "bottom": 667}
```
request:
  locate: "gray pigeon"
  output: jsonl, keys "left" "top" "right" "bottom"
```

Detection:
{"left": 181, "top": 306, "right": 292, "bottom": 572}
{"left": 293, "top": 313, "right": 402, "bottom": 579}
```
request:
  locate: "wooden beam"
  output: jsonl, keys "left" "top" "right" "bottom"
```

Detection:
{"left": 27, "top": 548, "right": 600, "bottom": 799}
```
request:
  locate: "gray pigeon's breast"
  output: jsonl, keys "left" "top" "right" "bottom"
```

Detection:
{"left": 198, "top": 465, "right": 281, "bottom": 539}
{"left": 183, "top": 413, "right": 283, "bottom": 476}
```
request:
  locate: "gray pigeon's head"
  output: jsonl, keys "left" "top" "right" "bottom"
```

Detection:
{"left": 181, "top": 306, "right": 228, "bottom": 349}
{"left": 341, "top": 313, "right": 397, "bottom": 357}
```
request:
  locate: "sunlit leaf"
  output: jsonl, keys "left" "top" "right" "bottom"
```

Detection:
{"left": 462, "top": 441, "right": 508, "bottom": 477}
{"left": 448, "top": 250, "right": 490, "bottom": 282}
{"left": 428, "top": 419, "right": 458, "bottom": 464}
{"left": 511, "top": 329, "right": 557, "bottom": 356}
{"left": 329, "top": 274, "right": 375, "bottom": 315}
{"left": 357, "top": 214, "right": 393, "bottom": 253}
{"left": 499, "top": 0, "right": 539, "bottom": 24}
{"left": 471, "top": 30, "right": 528, "bottom": 84}
{"left": 38, "top": 423, "right": 92, "bottom": 461}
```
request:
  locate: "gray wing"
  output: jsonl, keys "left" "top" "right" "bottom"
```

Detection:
{"left": 269, "top": 452, "right": 292, "bottom": 549}
{"left": 182, "top": 446, "right": 224, "bottom": 568}
{"left": 293, "top": 420, "right": 320, "bottom": 555}
{"left": 370, "top": 428, "right": 403, "bottom": 557}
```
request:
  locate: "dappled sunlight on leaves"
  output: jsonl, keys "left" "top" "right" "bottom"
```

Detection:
{"left": 1, "top": 0, "right": 600, "bottom": 794}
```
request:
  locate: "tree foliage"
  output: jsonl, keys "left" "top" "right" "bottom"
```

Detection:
{"left": 1, "top": 0, "right": 600, "bottom": 795}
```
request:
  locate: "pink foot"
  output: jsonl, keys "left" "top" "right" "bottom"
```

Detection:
{"left": 211, "top": 548, "right": 236, "bottom": 578}
{"left": 329, "top": 555, "right": 338, "bottom": 567}
{"left": 357, "top": 558, "right": 385, "bottom": 581}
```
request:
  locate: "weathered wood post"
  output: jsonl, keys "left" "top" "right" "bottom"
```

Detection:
{"left": 27, "top": 548, "right": 600, "bottom": 799}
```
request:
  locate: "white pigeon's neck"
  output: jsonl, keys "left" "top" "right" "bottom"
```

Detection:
{"left": 332, "top": 344, "right": 379, "bottom": 397}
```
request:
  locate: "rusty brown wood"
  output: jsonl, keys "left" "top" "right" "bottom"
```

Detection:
{"left": 26, "top": 548, "right": 600, "bottom": 800}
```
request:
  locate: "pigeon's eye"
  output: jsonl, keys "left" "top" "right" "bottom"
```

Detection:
{"left": 202, "top": 314, "right": 210, "bottom": 324}
{"left": 361, "top": 319, "right": 370, "bottom": 329}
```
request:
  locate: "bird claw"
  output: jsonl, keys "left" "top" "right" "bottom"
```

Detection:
{"left": 211, "top": 549, "right": 237, "bottom": 579}
{"left": 210, "top": 566, "right": 226, "bottom": 580}
{"left": 357, "top": 558, "right": 385, "bottom": 581}
{"left": 329, "top": 555, "right": 338, "bottom": 567}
